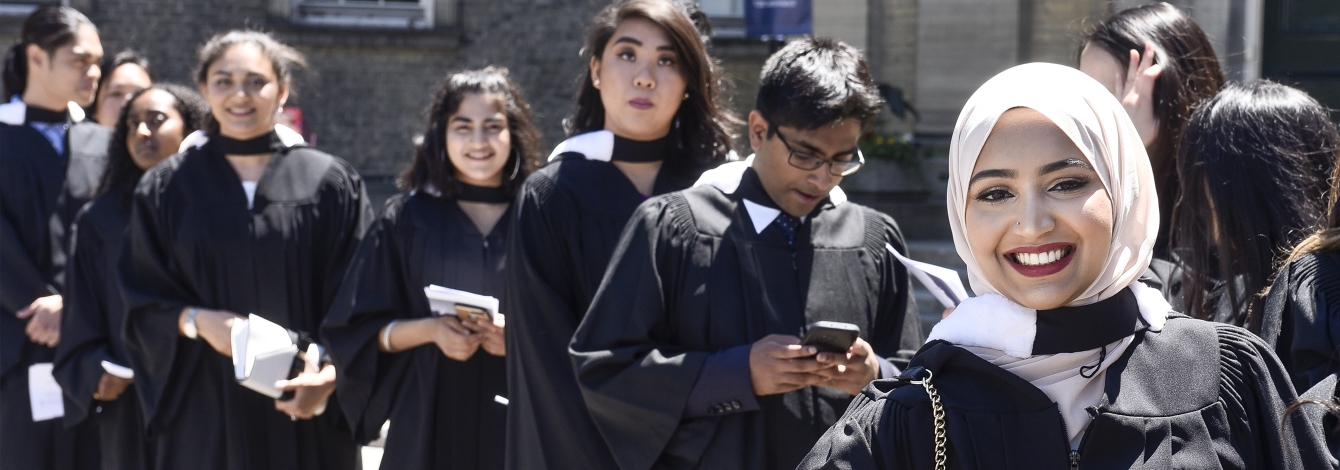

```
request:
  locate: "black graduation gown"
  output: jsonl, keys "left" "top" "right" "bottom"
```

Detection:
{"left": 504, "top": 146, "right": 706, "bottom": 469}
{"left": 52, "top": 182, "right": 153, "bottom": 470}
{"left": 570, "top": 168, "right": 922, "bottom": 470}
{"left": 119, "top": 139, "right": 371, "bottom": 470}
{"left": 0, "top": 105, "right": 108, "bottom": 470}
{"left": 1297, "top": 374, "right": 1340, "bottom": 464}
{"left": 1261, "top": 250, "right": 1340, "bottom": 392}
{"left": 797, "top": 315, "right": 1333, "bottom": 469}
{"left": 323, "top": 192, "right": 509, "bottom": 470}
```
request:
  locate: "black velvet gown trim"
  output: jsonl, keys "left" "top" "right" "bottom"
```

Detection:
{"left": 452, "top": 181, "right": 511, "bottom": 203}
{"left": 1032, "top": 288, "right": 1143, "bottom": 355}
{"left": 214, "top": 131, "right": 285, "bottom": 155}
{"left": 611, "top": 132, "right": 675, "bottom": 162}
{"left": 24, "top": 105, "right": 66, "bottom": 124}
{"left": 735, "top": 168, "right": 779, "bottom": 209}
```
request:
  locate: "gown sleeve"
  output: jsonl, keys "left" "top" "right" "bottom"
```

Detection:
{"left": 118, "top": 166, "right": 205, "bottom": 430}
{"left": 322, "top": 197, "right": 414, "bottom": 443}
{"left": 569, "top": 195, "right": 712, "bottom": 470}
{"left": 53, "top": 205, "right": 115, "bottom": 427}
{"left": 0, "top": 157, "right": 59, "bottom": 378}
{"left": 1261, "top": 254, "right": 1340, "bottom": 392}
{"left": 1216, "top": 324, "right": 1335, "bottom": 469}
{"left": 867, "top": 210, "right": 922, "bottom": 369}
{"left": 309, "top": 160, "right": 374, "bottom": 340}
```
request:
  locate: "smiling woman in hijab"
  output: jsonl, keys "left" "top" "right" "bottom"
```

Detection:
{"left": 796, "top": 63, "right": 1331, "bottom": 469}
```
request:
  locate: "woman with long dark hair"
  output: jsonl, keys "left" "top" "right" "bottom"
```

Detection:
{"left": 1237, "top": 85, "right": 1340, "bottom": 393}
{"left": 503, "top": 0, "right": 738, "bottom": 467}
{"left": 1173, "top": 81, "right": 1335, "bottom": 329}
{"left": 797, "top": 62, "right": 1330, "bottom": 470}
{"left": 119, "top": 31, "right": 369, "bottom": 470}
{"left": 323, "top": 66, "right": 540, "bottom": 470}
{"left": 89, "top": 50, "right": 151, "bottom": 128}
{"left": 53, "top": 83, "right": 207, "bottom": 470}
{"left": 1079, "top": 2, "right": 1224, "bottom": 259}
{"left": 0, "top": 5, "right": 105, "bottom": 469}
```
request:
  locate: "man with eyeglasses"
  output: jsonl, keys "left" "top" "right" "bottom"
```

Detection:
{"left": 569, "top": 37, "right": 922, "bottom": 470}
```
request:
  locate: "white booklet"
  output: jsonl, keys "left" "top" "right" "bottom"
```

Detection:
{"left": 28, "top": 363, "right": 64, "bottom": 422}
{"left": 424, "top": 285, "right": 499, "bottom": 322}
{"left": 886, "top": 243, "right": 970, "bottom": 309}
{"left": 230, "top": 314, "right": 299, "bottom": 399}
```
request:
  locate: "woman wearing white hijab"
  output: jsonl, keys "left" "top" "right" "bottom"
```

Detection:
{"left": 797, "top": 63, "right": 1331, "bottom": 469}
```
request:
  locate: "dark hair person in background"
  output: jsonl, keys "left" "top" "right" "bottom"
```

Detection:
{"left": 1240, "top": 83, "right": 1340, "bottom": 393}
{"left": 89, "top": 50, "right": 151, "bottom": 128}
{"left": 1078, "top": 2, "right": 1224, "bottom": 264}
{"left": 798, "top": 63, "right": 1330, "bottom": 470}
{"left": 53, "top": 83, "right": 207, "bottom": 470}
{"left": 571, "top": 37, "right": 922, "bottom": 470}
{"left": 323, "top": 67, "right": 541, "bottom": 470}
{"left": 0, "top": 6, "right": 107, "bottom": 469}
{"left": 119, "top": 30, "right": 369, "bottom": 470}
{"left": 503, "top": 1, "right": 738, "bottom": 468}
{"left": 1173, "top": 81, "right": 1335, "bottom": 330}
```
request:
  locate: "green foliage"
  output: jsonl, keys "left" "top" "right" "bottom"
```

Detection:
{"left": 858, "top": 133, "right": 922, "bottom": 170}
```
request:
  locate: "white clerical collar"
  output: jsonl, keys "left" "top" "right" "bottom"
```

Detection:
{"left": 693, "top": 154, "right": 847, "bottom": 233}
{"left": 0, "top": 95, "right": 24, "bottom": 125}
{"left": 178, "top": 124, "right": 306, "bottom": 153}
{"left": 0, "top": 96, "right": 88, "bottom": 126}
{"left": 548, "top": 130, "right": 615, "bottom": 162}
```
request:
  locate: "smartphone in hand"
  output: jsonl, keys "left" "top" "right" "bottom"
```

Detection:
{"left": 801, "top": 321, "right": 860, "bottom": 354}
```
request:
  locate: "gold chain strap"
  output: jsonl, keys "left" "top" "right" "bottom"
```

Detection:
{"left": 910, "top": 370, "right": 948, "bottom": 470}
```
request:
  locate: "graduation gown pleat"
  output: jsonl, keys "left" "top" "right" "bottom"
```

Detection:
{"left": 0, "top": 115, "right": 107, "bottom": 470}
{"left": 53, "top": 182, "right": 154, "bottom": 469}
{"left": 504, "top": 153, "right": 702, "bottom": 469}
{"left": 1261, "top": 250, "right": 1340, "bottom": 392}
{"left": 323, "top": 192, "right": 509, "bottom": 470}
{"left": 570, "top": 170, "right": 923, "bottom": 470}
{"left": 798, "top": 315, "right": 1334, "bottom": 469}
{"left": 119, "top": 141, "right": 371, "bottom": 470}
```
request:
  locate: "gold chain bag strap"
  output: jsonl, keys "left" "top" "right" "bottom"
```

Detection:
{"left": 905, "top": 367, "right": 948, "bottom": 470}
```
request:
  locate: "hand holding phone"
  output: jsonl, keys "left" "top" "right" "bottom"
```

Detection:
{"left": 801, "top": 321, "right": 860, "bottom": 354}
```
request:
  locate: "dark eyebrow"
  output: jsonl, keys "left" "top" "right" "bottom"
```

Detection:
{"left": 612, "top": 37, "right": 642, "bottom": 47}
{"left": 1038, "top": 158, "right": 1092, "bottom": 176}
{"left": 969, "top": 169, "right": 1017, "bottom": 185}
{"left": 449, "top": 116, "right": 473, "bottom": 123}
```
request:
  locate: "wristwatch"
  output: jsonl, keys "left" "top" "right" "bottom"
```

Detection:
{"left": 183, "top": 307, "right": 200, "bottom": 339}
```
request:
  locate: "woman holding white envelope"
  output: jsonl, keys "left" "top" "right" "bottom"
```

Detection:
{"left": 322, "top": 67, "right": 541, "bottom": 470}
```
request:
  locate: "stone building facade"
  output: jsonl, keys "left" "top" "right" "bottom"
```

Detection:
{"left": 0, "top": 0, "right": 1283, "bottom": 179}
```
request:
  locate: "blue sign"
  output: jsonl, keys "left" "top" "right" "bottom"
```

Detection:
{"left": 745, "top": 0, "right": 813, "bottom": 39}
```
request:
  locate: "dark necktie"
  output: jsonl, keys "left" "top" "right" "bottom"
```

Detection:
{"left": 774, "top": 213, "right": 801, "bottom": 247}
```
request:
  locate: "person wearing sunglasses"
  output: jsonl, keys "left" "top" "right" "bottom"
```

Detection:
{"left": 568, "top": 37, "right": 922, "bottom": 470}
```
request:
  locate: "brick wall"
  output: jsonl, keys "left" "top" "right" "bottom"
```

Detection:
{"left": 4, "top": 0, "right": 606, "bottom": 179}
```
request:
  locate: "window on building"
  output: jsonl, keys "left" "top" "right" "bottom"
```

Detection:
{"left": 291, "top": 0, "right": 434, "bottom": 29}
{"left": 697, "top": 0, "right": 745, "bottom": 38}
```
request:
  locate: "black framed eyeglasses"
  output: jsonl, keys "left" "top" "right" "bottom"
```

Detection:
{"left": 772, "top": 126, "right": 865, "bottom": 176}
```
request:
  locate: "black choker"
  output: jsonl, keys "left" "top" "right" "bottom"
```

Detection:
{"left": 215, "top": 131, "right": 285, "bottom": 155}
{"left": 453, "top": 181, "right": 511, "bottom": 203}
{"left": 1032, "top": 288, "right": 1143, "bottom": 355}
{"left": 611, "top": 132, "right": 676, "bottom": 163}
{"left": 25, "top": 105, "right": 66, "bottom": 124}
